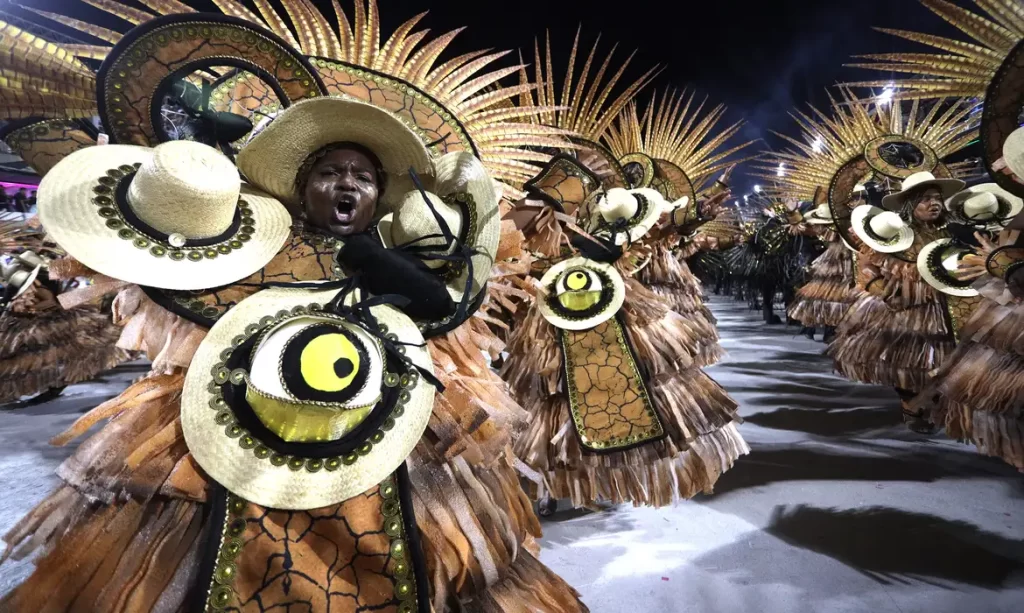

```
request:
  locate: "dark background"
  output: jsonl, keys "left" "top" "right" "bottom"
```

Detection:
{"left": 6, "top": 0, "right": 980, "bottom": 197}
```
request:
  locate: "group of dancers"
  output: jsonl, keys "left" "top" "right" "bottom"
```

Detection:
{"left": 0, "top": 0, "right": 1021, "bottom": 611}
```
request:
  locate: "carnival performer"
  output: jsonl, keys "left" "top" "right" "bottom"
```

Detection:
{"left": 502, "top": 168, "right": 748, "bottom": 510}
{"left": 829, "top": 172, "right": 967, "bottom": 433}
{"left": 786, "top": 191, "right": 863, "bottom": 342}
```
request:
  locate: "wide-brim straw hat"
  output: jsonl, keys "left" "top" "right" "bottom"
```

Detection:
{"left": 805, "top": 203, "right": 834, "bottom": 225}
{"left": 586, "top": 187, "right": 666, "bottom": 245}
{"left": 5, "top": 264, "right": 40, "bottom": 303}
{"left": 181, "top": 285, "right": 435, "bottom": 510}
{"left": 945, "top": 183, "right": 1023, "bottom": 230}
{"left": 1002, "top": 127, "right": 1024, "bottom": 179}
{"left": 238, "top": 97, "right": 434, "bottom": 210}
{"left": 851, "top": 204, "right": 915, "bottom": 253}
{"left": 917, "top": 238, "right": 979, "bottom": 297}
{"left": 880, "top": 171, "right": 965, "bottom": 211}
{"left": 538, "top": 256, "right": 626, "bottom": 330}
{"left": 38, "top": 141, "right": 290, "bottom": 291}
{"left": 378, "top": 152, "right": 499, "bottom": 303}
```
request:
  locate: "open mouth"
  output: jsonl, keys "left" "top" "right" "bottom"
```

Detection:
{"left": 333, "top": 197, "right": 356, "bottom": 224}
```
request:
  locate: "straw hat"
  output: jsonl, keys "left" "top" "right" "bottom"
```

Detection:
{"left": 377, "top": 152, "right": 499, "bottom": 303}
{"left": 2, "top": 263, "right": 40, "bottom": 303}
{"left": 805, "top": 203, "right": 834, "bottom": 225}
{"left": 37, "top": 140, "right": 290, "bottom": 291}
{"left": 1002, "top": 127, "right": 1024, "bottom": 179}
{"left": 238, "top": 97, "right": 433, "bottom": 210}
{"left": 538, "top": 256, "right": 626, "bottom": 330}
{"left": 945, "top": 183, "right": 1023, "bottom": 230}
{"left": 851, "top": 205, "right": 915, "bottom": 253}
{"left": 917, "top": 238, "right": 979, "bottom": 297}
{"left": 585, "top": 187, "right": 667, "bottom": 245}
{"left": 181, "top": 285, "right": 435, "bottom": 510}
{"left": 880, "top": 171, "right": 965, "bottom": 211}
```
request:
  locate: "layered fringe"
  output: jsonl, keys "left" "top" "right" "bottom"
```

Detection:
{"left": 828, "top": 253, "right": 953, "bottom": 392}
{"left": 502, "top": 284, "right": 748, "bottom": 509}
{"left": 3, "top": 293, "right": 586, "bottom": 611}
{"left": 0, "top": 287, "right": 131, "bottom": 403}
{"left": 910, "top": 281, "right": 1024, "bottom": 471}
{"left": 787, "top": 242, "right": 860, "bottom": 328}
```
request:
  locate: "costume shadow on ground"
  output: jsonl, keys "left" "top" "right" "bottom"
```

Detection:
{"left": 743, "top": 407, "right": 902, "bottom": 437}
{"left": 693, "top": 505, "right": 1024, "bottom": 594}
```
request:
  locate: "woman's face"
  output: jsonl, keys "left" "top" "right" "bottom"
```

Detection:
{"left": 911, "top": 186, "right": 945, "bottom": 223}
{"left": 303, "top": 148, "right": 379, "bottom": 235}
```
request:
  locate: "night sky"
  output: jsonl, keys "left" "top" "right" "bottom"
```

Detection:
{"left": 15, "top": 0, "right": 980, "bottom": 195}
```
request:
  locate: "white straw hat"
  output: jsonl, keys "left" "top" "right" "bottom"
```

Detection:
{"left": 537, "top": 256, "right": 626, "bottom": 330}
{"left": 181, "top": 285, "right": 435, "bottom": 510}
{"left": 805, "top": 203, "right": 834, "bottom": 225}
{"left": 37, "top": 140, "right": 291, "bottom": 291}
{"left": 945, "top": 183, "right": 1023, "bottom": 230}
{"left": 585, "top": 187, "right": 667, "bottom": 245}
{"left": 917, "top": 238, "right": 979, "bottom": 297}
{"left": 2, "top": 263, "right": 40, "bottom": 303}
{"left": 851, "top": 205, "right": 915, "bottom": 253}
{"left": 880, "top": 171, "right": 965, "bottom": 211}
{"left": 377, "top": 152, "right": 499, "bottom": 303}
{"left": 1001, "top": 127, "right": 1024, "bottom": 180}
{"left": 237, "top": 97, "right": 433, "bottom": 210}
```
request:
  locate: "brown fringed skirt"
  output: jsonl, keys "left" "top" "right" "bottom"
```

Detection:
{"left": 910, "top": 279, "right": 1024, "bottom": 471}
{"left": 0, "top": 305, "right": 132, "bottom": 403}
{"left": 1, "top": 289, "right": 588, "bottom": 612}
{"left": 637, "top": 242, "right": 723, "bottom": 366}
{"left": 502, "top": 276, "right": 748, "bottom": 509}
{"left": 787, "top": 241, "right": 860, "bottom": 328}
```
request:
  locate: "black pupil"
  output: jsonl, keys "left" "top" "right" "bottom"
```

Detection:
{"left": 334, "top": 358, "right": 354, "bottom": 379}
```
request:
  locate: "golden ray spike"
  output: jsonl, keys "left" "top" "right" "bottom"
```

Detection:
{"left": 424, "top": 49, "right": 491, "bottom": 91}
{"left": 298, "top": 0, "right": 342, "bottom": 59}
{"left": 211, "top": 0, "right": 266, "bottom": 26}
{"left": 60, "top": 44, "right": 111, "bottom": 60}
{"left": 0, "top": 20, "right": 96, "bottom": 84}
{"left": 353, "top": 0, "right": 368, "bottom": 65}
{"left": 80, "top": 0, "right": 154, "bottom": 25}
{"left": 280, "top": 0, "right": 319, "bottom": 55}
{"left": 384, "top": 28, "right": 429, "bottom": 75}
{"left": 137, "top": 0, "right": 196, "bottom": 14}
{"left": 0, "top": 69, "right": 94, "bottom": 100}
{"left": 365, "top": 0, "right": 381, "bottom": 68}
{"left": 17, "top": 5, "right": 122, "bottom": 44}
{"left": 448, "top": 61, "right": 522, "bottom": 106}
{"left": 560, "top": 27, "right": 583, "bottom": 128}
{"left": 434, "top": 50, "right": 510, "bottom": 99}
{"left": 377, "top": 11, "right": 427, "bottom": 74}
{"left": 251, "top": 0, "right": 300, "bottom": 50}
{"left": 974, "top": 0, "right": 1024, "bottom": 35}
{"left": 401, "top": 28, "right": 463, "bottom": 83}
{"left": 922, "top": 0, "right": 1016, "bottom": 51}
{"left": 330, "top": 0, "right": 353, "bottom": 60}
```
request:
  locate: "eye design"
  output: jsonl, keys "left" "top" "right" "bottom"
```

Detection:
{"left": 554, "top": 267, "right": 604, "bottom": 312}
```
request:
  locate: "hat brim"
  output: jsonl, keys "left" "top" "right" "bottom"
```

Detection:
{"left": 238, "top": 97, "right": 433, "bottom": 209}
{"left": 851, "top": 204, "right": 915, "bottom": 253}
{"left": 589, "top": 188, "right": 665, "bottom": 245}
{"left": 881, "top": 178, "right": 965, "bottom": 211}
{"left": 946, "top": 183, "right": 1024, "bottom": 230}
{"left": 181, "top": 285, "right": 435, "bottom": 510}
{"left": 916, "top": 238, "right": 979, "bottom": 297}
{"left": 38, "top": 145, "right": 292, "bottom": 291}
{"left": 537, "top": 257, "right": 626, "bottom": 330}
{"left": 10, "top": 264, "right": 41, "bottom": 302}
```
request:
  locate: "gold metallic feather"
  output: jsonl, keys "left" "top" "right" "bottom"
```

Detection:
{"left": 604, "top": 89, "right": 758, "bottom": 193}
{"left": 755, "top": 89, "right": 979, "bottom": 201}
{"left": 17, "top": 4, "right": 123, "bottom": 44}
{"left": 846, "top": 0, "right": 1024, "bottom": 99}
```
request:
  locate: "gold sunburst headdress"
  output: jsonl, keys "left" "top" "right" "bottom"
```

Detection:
{"left": 1, "top": 0, "right": 569, "bottom": 196}
{"left": 756, "top": 88, "right": 979, "bottom": 247}
{"left": 603, "top": 88, "right": 757, "bottom": 207}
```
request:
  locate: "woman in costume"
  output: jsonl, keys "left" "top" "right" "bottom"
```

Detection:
{"left": 1, "top": 11, "right": 586, "bottom": 613}
{"left": 0, "top": 216, "right": 131, "bottom": 406}
{"left": 785, "top": 191, "right": 863, "bottom": 342}
{"left": 828, "top": 172, "right": 969, "bottom": 433}
{"left": 502, "top": 171, "right": 748, "bottom": 510}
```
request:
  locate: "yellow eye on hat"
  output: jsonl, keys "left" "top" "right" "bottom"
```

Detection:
{"left": 539, "top": 257, "right": 625, "bottom": 330}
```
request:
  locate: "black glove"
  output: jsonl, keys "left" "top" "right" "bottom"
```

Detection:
{"left": 337, "top": 232, "right": 456, "bottom": 321}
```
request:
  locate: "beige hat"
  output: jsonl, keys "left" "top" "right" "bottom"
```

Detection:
{"left": 585, "top": 187, "right": 667, "bottom": 245}
{"left": 238, "top": 97, "right": 433, "bottom": 210}
{"left": 805, "top": 203, "right": 834, "bottom": 225}
{"left": 377, "top": 152, "right": 499, "bottom": 303}
{"left": 2, "top": 263, "right": 40, "bottom": 304}
{"left": 181, "top": 285, "right": 436, "bottom": 510}
{"left": 945, "top": 183, "right": 1023, "bottom": 230}
{"left": 1001, "top": 127, "right": 1024, "bottom": 179}
{"left": 851, "top": 205, "right": 915, "bottom": 253}
{"left": 917, "top": 238, "right": 979, "bottom": 297}
{"left": 538, "top": 256, "right": 626, "bottom": 330}
{"left": 880, "top": 171, "right": 965, "bottom": 211}
{"left": 37, "top": 140, "right": 291, "bottom": 291}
